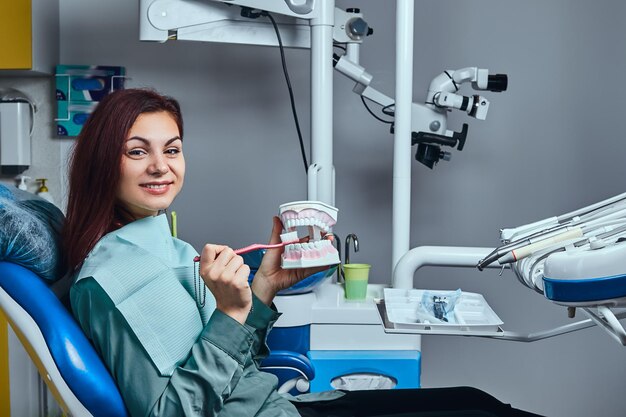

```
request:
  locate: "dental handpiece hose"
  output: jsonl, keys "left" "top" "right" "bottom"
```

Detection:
{"left": 491, "top": 216, "right": 626, "bottom": 267}
{"left": 496, "top": 227, "right": 584, "bottom": 265}
{"left": 556, "top": 192, "right": 626, "bottom": 224}
{"left": 500, "top": 194, "right": 626, "bottom": 244}
{"left": 477, "top": 224, "right": 572, "bottom": 270}
{"left": 478, "top": 193, "right": 626, "bottom": 270}
{"left": 479, "top": 209, "right": 626, "bottom": 269}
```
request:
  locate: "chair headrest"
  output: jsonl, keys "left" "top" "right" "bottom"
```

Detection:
{"left": 0, "top": 184, "right": 66, "bottom": 282}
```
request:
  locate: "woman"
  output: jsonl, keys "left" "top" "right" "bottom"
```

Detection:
{"left": 64, "top": 88, "right": 540, "bottom": 417}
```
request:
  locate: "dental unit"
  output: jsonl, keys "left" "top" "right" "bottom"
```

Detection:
{"left": 145, "top": 0, "right": 626, "bottom": 398}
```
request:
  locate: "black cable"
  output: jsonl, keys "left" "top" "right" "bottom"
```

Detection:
{"left": 444, "top": 70, "right": 458, "bottom": 91}
{"left": 333, "top": 43, "right": 347, "bottom": 51}
{"left": 361, "top": 96, "right": 394, "bottom": 124}
{"left": 382, "top": 103, "right": 395, "bottom": 117}
{"left": 265, "top": 12, "right": 309, "bottom": 174}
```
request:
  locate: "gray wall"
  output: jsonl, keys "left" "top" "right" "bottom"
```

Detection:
{"left": 58, "top": 1, "right": 626, "bottom": 416}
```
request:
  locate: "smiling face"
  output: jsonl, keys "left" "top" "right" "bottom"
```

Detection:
{"left": 117, "top": 111, "right": 185, "bottom": 219}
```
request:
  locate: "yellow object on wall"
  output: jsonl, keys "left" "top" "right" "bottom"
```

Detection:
{"left": 0, "top": 0, "right": 32, "bottom": 69}
{"left": 0, "top": 310, "right": 11, "bottom": 417}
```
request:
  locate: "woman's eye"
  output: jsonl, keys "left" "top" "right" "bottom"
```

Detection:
{"left": 165, "top": 147, "right": 181, "bottom": 155}
{"left": 127, "top": 149, "right": 147, "bottom": 157}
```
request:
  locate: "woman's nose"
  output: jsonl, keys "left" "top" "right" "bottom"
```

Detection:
{"left": 148, "top": 155, "right": 169, "bottom": 175}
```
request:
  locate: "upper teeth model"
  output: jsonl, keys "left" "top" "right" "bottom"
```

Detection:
{"left": 279, "top": 200, "right": 340, "bottom": 269}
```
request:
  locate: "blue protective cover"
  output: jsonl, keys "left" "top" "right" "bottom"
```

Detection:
{"left": 261, "top": 349, "right": 316, "bottom": 395}
{"left": 261, "top": 350, "right": 315, "bottom": 380}
{"left": 0, "top": 185, "right": 66, "bottom": 281}
{"left": 267, "top": 324, "right": 310, "bottom": 355}
{"left": 0, "top": 262, "right": 129, "bottom": 417}
{"left": 543, "top": 273, "right": 626, "bottom": 303}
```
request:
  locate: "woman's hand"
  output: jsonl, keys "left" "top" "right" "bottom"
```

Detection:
{"left": 199, "top": 244, "right": 252, "bottom": 324}
{"left": 252, "top": 217, "right": 333, "bottom": 306}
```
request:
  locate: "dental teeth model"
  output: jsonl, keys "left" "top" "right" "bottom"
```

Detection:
{"left": 279, "top": 200, "right": 340, "bottom": 269}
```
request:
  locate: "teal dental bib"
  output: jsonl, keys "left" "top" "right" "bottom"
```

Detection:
{"left": 75, "top": 214, "right": 215, "bottom": 376}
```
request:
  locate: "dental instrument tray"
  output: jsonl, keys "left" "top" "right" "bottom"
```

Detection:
{"left": 377, "top": 289, "right": 504, "bottom": 337}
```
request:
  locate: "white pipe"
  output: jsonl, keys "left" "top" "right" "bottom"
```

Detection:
{"left": 331, "top": 166, "right": 335, "bottom": 207}
{"left": 391, "top": 0, "right": 414, "bottom": 277}
{"left": 346, "top": 43, "right": 360, "bottom": 64}
{"left": 309, "top": 1, "right": 335, "bottom": 205}
{"left": 334, "top": 57, "right": 372, "bottom": 87}
{"left": 307, "top": 163, "right": 320, "bottom": 201}
{"left": 393, "top": 246, "right": 499, "bottom": 289}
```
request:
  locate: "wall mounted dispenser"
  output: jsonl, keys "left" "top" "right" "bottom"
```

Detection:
{"left": 0, "top": 99, "right": 32, "bottom": 174}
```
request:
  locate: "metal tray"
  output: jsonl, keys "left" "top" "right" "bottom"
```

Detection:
{"left": 376, "top": 288, "right": 505, "bottom": 337}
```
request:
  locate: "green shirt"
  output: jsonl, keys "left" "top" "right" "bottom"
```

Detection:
{"left": 70, "top": 215, "right": 300, "bottom": 417}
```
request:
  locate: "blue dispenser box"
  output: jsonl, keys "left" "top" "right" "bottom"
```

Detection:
{"left": 55, "top": 65, "right": 125, "bottom": 136}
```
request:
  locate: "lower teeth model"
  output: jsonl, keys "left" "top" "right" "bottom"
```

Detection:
{"left": 279, "top": 200, "right": 340, "bottom": 269}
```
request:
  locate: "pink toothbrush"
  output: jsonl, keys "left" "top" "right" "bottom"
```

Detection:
{"left": 193, "top": 239, "right": 300, "bottom": 262}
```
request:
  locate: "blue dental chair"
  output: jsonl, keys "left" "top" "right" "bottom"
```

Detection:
{"left": 0, "top": 184, "right": 127, "bottom": 416}
{"left": 0, "top": 261, "right": 129, "bottom": 417}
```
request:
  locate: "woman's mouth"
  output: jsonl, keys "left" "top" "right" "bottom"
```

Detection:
{"left": 141, "top": 182, "right": 172, "bottom": 195}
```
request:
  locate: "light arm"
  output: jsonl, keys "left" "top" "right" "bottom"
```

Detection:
{"left": 139, "top": 0, "right": 312, "bottom": 46}
{"left": 140, "top": 0, "right": 369, "bottom": 48}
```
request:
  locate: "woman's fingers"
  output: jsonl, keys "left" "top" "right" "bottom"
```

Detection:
{"left": 199, "top": 244, "right": 252, "bottom": 324}
{"left": 200, "top": 244, "right": 228, "bottom": 266}
{"left": 209, "top": 247, "right": 236, "bottom": 275}
{"left": 267, "top": 216, "right": 283, "bottom": 245}
{"left": 220, "top": 252, "right": 245, "bottom": 281}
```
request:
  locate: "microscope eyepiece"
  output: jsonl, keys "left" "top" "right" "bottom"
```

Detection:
{"left": 487, "top": 74, "right": 508, "bottom": 92}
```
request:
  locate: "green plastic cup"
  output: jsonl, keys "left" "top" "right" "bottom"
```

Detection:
{"left": 343, "top": 263, "right": 371, "bottom": 300}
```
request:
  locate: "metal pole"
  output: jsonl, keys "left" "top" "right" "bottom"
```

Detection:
{"left": 309, "top": 0, "right": 335, "bottom": 205}
{"left": 392, "top": 0, "right": 415, "bottom": 280}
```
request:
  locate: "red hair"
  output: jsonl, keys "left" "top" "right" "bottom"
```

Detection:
{"left": 63, "top": 89, "right": 183, "bottom": 272}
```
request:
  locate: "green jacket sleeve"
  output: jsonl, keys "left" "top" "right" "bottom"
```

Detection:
{"left": 245, "top": 294, "right": 281, "bottom": 366}
{"left": 71, "top": 277, "right": 299, "bottom": 417}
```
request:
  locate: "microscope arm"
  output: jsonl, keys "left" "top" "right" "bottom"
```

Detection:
{"left": 333, "top": 54, "right": 443, "bottom": 131}
{"left": 334, "top": 55, "right": 509, "bottom": 167}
